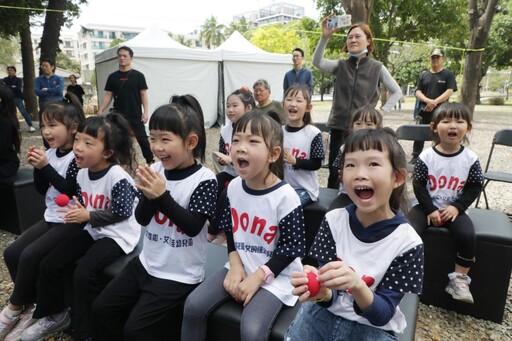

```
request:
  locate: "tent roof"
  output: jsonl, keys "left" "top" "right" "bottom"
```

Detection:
{"left": 216, "top": 31, "right": 291, "bottom": 64}
{"left": 124, "top": 23, "right": 187, "bottom": 49}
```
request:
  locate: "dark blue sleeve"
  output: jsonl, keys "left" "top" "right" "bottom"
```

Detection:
{"left": 310, "top": 133, "right": 325, "bottom": 159}
{"left": 354, "top": 288, "right": 404, "bottom": 326}
{"left": 308, "top": 218, "right": 338, "bottom": 262}
{"left": 110, "top": 179, "right": 136, "bottom": 218}
{"left": 219, "top": 135, "right": 227, "bottom": 155}
{"left": 274, "top": 206, "right": 305, "bottom": 259}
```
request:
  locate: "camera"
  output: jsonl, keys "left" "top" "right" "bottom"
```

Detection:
{"left": 327, "top": 14, "right": 352, "bottom": 29}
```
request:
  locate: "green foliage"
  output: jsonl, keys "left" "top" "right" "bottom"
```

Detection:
{"left": 487, "top": 96, "right": 505, "bottom": 105}
{"left": 109, "top": 38, "right": 127, "bottom": 48}
{"left": 225, "top": 17, "right": 251, "bottom": 37}
{"left": 170, "top": 34, "right": 193, "bottom": 48}
{"left": 56, "top": 51, "right": 80, "bottom": 74}
{"left": 250, "top": 24, "right": 302, "bottom": 54}
{"left": 484, "top": 0, "right": 512, "bottom": 71}
{"left": 0, "top": 38, "right": 17, "bottom": 68}
{"left": 200, "top": 16, "right": 226, "bottom": 49}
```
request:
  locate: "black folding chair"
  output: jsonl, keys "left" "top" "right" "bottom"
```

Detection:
{"left": 396, "top": 124, "right": 434, "bottom": 173}
{"left": 475, "top": 128, "right": 512, "bottom": 209}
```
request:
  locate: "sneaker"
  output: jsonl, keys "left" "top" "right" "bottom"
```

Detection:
{"left": 4, "top": 308, "right": 36, "bottom": 341}
{"left": 445, "top": 274, "right": 474, "bottom": 304}
{"left": 0, "top": 309, "right": 21, "bottom": 339}
{"left": 21, "top": 311, "right": 70, "bottom": 341}
{"left": 28, "top": 126, "right": 36, "bottom": 132}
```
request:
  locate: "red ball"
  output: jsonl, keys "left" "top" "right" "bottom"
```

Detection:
{"left": 55, "top": 194, "right": 70, "bottom": 207}
{"left": 307, "top": 272, "right": 321, "bottom": 297}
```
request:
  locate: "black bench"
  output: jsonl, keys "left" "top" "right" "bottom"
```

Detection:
{"left": 421, "top": 208, "right": 512, "bottom": 323}
{"left": 205, "top": 242, "right": 419, "bottom": 341}
{"left": 0, "top": 167, "right": 45, "bottom": 235}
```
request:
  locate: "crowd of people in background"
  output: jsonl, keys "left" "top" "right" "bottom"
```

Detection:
{"left": 0, "top": 13, "right": 483, "bottom": 341}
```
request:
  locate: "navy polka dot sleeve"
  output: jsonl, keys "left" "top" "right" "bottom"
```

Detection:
{"left": 66, "top": 158, "right": 79, "bottom": 181}
{"left": 310, "top": 133, "right": 325, "bottom": 159}
{"left": 412, "top": 158, "right": 429, "bottom": 184}
{"left": 274, "top": 206, "right": 306, "bottom": 258}
{"left": 467, "top": 160, "right": 484, "bottom": 183}
{"left": 332, "top": 148, "right": 343, "bottom": 170}
{"left": 380, "top": 244, "right": 424, "bottom": 294}
{"left": 110, "top": 179, "right": 136, "bottom": 218}
{"left": 189, "top": 179, "right": 217, "bottom": 219}
{"left": 76, "top": 183, "right": 85, "bottom": 206}
{"left": 219, "top": 197, "right": 232, "bottom": 233}
{"left": 219, "top": 136, "right": 227, "bottom": 155}
{"left": 308, "top": 218, "right": 338, "bottom": 263}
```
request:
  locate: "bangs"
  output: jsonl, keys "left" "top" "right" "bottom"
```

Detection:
{"left": 77, "top": 116, "right": 109, "bottom": 139}
{"left": 233, "top": 111, "right": 265, "bottom": 136}
{"left": 148, "top": 105, "right": 184, "bottom": 135}
{"left": 343, "top": 129, "right": 388, "bottom": 154}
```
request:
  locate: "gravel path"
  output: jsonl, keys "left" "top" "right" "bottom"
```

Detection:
{"left": 0, "top": 100, "right": 511, "bottom": 340}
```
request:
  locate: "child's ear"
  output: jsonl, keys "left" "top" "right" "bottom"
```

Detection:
{"left": 393, "top": 168, "right": 407, "bottom": 188}
{"left": 307, "top": 103, "right": 313, "bottom": 112}
{"left": 268, "top": 146, "right": 282, "bottom": 163}
{"left": 186, "top": 133, "right": 199, "bottom": 151}
{"left": 70, "top": 123, "right": 78, "bottom": 134}
{"left": 102, "top": 149, "right": 113, "bottom": 160}
{"left": 430, "top": 122, "right": 436, "bottom": 133}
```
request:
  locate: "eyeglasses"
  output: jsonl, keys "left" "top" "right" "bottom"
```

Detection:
{"left": 254, "top": 88, "right": 268, "bottom": 94}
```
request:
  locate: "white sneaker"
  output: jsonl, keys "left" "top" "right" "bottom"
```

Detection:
{"left": 4, "top": 307, "right": 36, "bottom": 341}
{"left": 28, "top": 126, "right": 36, "bottom": 132}
{"left": 445, "top": 273, "right": 474, "bottom": 304}
{"left": 0, "top": 309, "right": 20, "bottom": 339}
{"left": 21, "top": 311, "right": 70, "bottom": 341}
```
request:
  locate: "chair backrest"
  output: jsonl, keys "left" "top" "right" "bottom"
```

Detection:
{"left": 396, "top": 124, "right": 434, "bottom": 142}
{"left": 484, "top": 128, "right": 512, "bottom": 173}
{"left": 493, "top": 128, "right": 512, "bottom": 147}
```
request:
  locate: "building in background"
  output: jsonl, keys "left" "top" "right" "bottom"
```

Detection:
{"left": 233, "top": 2, "right": 304, "bottom": 28}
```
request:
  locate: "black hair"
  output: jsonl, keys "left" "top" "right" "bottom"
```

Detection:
{"left": 40, "top": 58, "right": 55, "bottom": 67}
{"left": 0, "top": 83, "right": 21, "bottom": 153}
{"left": 77, "top": 112, "right": 136, "bottom": 172}
{"left": 348, "top": 105, "right": 383, "bottom": 133}
{"left": 233, "top": 111, "right": 284, "bottom": 180}
{"left": 283, "top": 85, "right": 312, "bottom": 125}
{"left": 431, "top": 102, "right": 472, "bottom": 145}
{"left": 340, "top": 128, "right": 408, "bottom": 213}
{"left": 117, "top": 46, "right": 134, "bottom": 57}
{"left": 293, "top": 48, "right": 305, "bottom": 57}
{"left": 41, "top": 93, "right": 85, "bottom": 132}
{"left": 228, "top": 88, "right": 256, "bottom": 110}
{"left": 148, "top": 94, "right": 206, "bottom": 162}
{"left": 7, "top": 66, "right": 16, "bottom": 72}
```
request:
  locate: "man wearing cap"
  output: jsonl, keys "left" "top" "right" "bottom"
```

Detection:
{"left": 410, "top": 48, "right": 457, "bottom": 163}
{"left": 283, "top": 48, "right": 314, "bottom": 97}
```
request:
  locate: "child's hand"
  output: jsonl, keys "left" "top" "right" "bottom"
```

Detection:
{"left": 427, "top": 210, "right": 444, "bottom": 227}
{"left": 318, "top": 261, "right": 364, "bottom": 293}
{"left": 136, "top": 165, "right": 167, "bottom": 199}
{"left": 290, "top": 265, "right": 326, "bottom": 302}
{"left": 27, "top": 146, "right": 48, "bottom": 169}
{"left": 213, "top": 151, "right": 231, "bottom": 166}
{"left": 60, "top": 196, "right": 90, "bottom": 224}
{"left": 237, "top": 271, "right": 264, "bottom": 306}
{"left": 283, "top": 148, "right": 296, "bottom": 165}
{"left": 223, "top": 265, "right": 246, "bottom": 301}
{"left": 439, "top": 205, "right": 459, "bottom": 223}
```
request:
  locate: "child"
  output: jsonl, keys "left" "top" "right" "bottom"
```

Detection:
{"left": 182, "top": 111, "right": 306, "bottom": 341}
{"left": 282, "top": 85, "right": 324, "bottom": 205}
{"left": 0, "top": 94, "right": 84, "bottom": 341}
{"left": 21, "top": 113, "right": 141, "bottom": 341}
{"left": 286, "top": 129, "right": 424, "bottom": 340}
{"left": 328, "top": 105, "right": 383, "bottom": 211}
{"left": 0, "top": 83, "right": 21, "bottom": 178}
{"left": 92, "top": 95, "right": 217, "bottom": 340}
{"left": 408, "top": 103, "right": 483, "bottom": 304}
{"left": 210, "top": 88, "right": 255, "bottom": 238}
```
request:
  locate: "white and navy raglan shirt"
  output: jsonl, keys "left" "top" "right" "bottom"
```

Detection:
{"left": 413, "top": 146, "right": 483, "bottom": 214}
{"left": 138, "top": 162, "right": 217, "bottom": 284}
{"left": 282, "top": 124, "right": 325, "bottom": 201}
{"left": 40, "top": 148, "right": 77, "bottom": 223}
{"left": 309, "top": 205, "right": 424, "bottom": 334}
{"left": 218, "top": 123, "right": 237, "bottom": 176}
{"left": 219, "top": 177, "right": 305, "bottom": 306}
{"left": 77, "top": 165, "right": 141, "bottom": 254}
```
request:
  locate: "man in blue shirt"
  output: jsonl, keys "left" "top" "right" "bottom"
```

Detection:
{"left": 35, "top": 59, "right": 64, "bottom": 110}
{"left": 283, "top": 48, "right": 314, "bottom": 97}
{"left": 3, "top": 66, "right": 36, "bottom": 131}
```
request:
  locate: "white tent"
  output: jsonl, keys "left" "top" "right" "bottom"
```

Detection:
{"left": 95, "top": 27, "right": 292, "bottom": 127}
{"left": 95, "top": 23, "right": 221, "bottom": 127}
{"left": 216, "top": 31, "right": 292, "bottom": 114}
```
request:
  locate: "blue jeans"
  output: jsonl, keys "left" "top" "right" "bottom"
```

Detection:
{"left": 285, "top": 302, "right": 398, "bottom": 341}
{"left": 295, "top": 189, "right": 313, "bottom": 206}
{"left": 15, "top": 97, "right": 33, "bottom": 127}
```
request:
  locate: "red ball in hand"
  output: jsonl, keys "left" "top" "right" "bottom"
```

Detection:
{"left": 55, "top": 194, "right": 70, "bottom": 207}
{"left": 307, "top": 272, "right": 321, "bottom": 297}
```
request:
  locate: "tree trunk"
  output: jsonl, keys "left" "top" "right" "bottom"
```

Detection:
{"left": 39, "top": 0, "right": 66, "bottom": 63}
{"left": 341, "top": 0, "right": 374, "bottom": 23}
{"left": 19, "top": 21, "right": 37, "bottom": 118}
{"left": 460, "top": 0, "right": 498, "bottom": 117}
